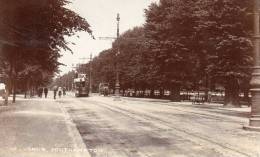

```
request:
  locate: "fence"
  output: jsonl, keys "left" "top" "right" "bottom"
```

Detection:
{"left": 121, "top": 89, "right": 251, "bottom": 105}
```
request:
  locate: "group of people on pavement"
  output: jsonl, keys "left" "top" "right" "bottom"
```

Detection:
{"left": 37, "top": 87, "right": 49, "bottom": 98}
{"left": 53, "top": 86, "right": 66, "bottom": 99}
{"left": 38, "top": 86, "right": 66, "bottom": 99}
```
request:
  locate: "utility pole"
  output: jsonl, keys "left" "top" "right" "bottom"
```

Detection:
{"left": 71, "top": 64, "right": 78, "bottom": 91}
{"left": 98, "top": 13, "right": 121, "bottom": 100}
{"left": 114, "top": 13, "right": 121, "bottom": 101}
{"left": 244, "top": 0, "right": 260, "bottom": 131}
{"left": 79, "top": 57, "right": 88, "bottom": 73}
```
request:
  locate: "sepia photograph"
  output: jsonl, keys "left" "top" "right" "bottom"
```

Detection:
{"left": 0, "top": 0, "right": 260, "bottom": 156}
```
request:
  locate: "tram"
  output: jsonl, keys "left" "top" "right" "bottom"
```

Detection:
{"left": 73, "top": 73, "right": 89, "bottom": 97}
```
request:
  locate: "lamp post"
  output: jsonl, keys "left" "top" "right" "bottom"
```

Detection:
{"left": 244, "top": 0, "right": 260, "bottom": 131}
{"left": 114, "top": 13, "right": 121, "bottom": 101}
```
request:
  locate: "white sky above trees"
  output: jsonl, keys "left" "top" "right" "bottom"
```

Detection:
{"left": 59, "top": 0, "right": 159, "bottom": 74}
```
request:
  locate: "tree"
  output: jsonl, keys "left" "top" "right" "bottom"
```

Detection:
{"left": 196, "top": 0, "right": 253, "bottom": 106}
{"left": 112, "top": 27, "right": 149, "bottom": 93}
{"left": 144, "top": 0, "right": 199, "bottom": 100}
{"left": 92, "top": 49, "right": 116, "bottom": 91}
{"left": 0, "top": 0, "right": 92, "bottom": 103}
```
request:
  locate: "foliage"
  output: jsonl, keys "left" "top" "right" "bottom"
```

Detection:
{"left": 114, "top": 27, "right": 149, "bottom": 90}
{"left": 195, "top": 0, "right": 253, "bottom": 106}
{"left": 58, "top": 0, "right": 253, "bottom": 106}
{"left": 0, "top": 0, "right": 92, "bottom": 102}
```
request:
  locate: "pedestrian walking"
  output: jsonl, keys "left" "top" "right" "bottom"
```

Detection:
{"left": 63, "top": 87, "right": 66, "bottom": 96}
{"left": 44, "top": 87, "right": 48, "bottom": 98}
{"left": 53, "top": 86, "right": 58, "bottom": 99}
{"left": 58, "top": 87, "right": 62, "bottom": 98}
{"left": 37, "top": 88, "right": 40, "bottom": 97}
{"left": 39, "top": 87, "right": 43, "bottom": 98}
{"left": 0, "top": 83, "right": 6, "bottom": 99}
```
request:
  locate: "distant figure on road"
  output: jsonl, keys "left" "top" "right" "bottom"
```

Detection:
{"left": 0, "top": 83, "right": 6, "bottom": 99}
{"left": 39, "top": 87, "right": 43, "bottom": 98}
{"left": 58, "top": 87, "right": 62, "bottom": 98}
{"left": 63, "top": 87, "right": 66, "bottom": 96}
{"left": 104, "top": 87, "right": 109, "bottom": 96}
{"left": 44, "top": 87, "right": 48, "bottom": 98}
{"left": 53, "top": 86, "right": 58, "bottom": 99}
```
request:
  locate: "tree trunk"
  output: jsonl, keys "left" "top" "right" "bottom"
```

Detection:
{"left": 122, "top": 89, "right": 125, "bottom": 96}
{"left": 12, "top": 77, "right": 16, "bottom": 103}
{"left": 204, "top": 74, "right": 210, "bottom": 102}
{"left": 224, "top": 77, "right": 240, "bottom": 107}
{"left": 170, "top": 85, "right": 181, "bottom": 102}
{"left": 24, "top": 91, "right": 27, "bottom": 99}
{"left": 24, "top": 79, "right": 29, "bottom": 98}
{"left": 150, "top": 89, "right": 155, "bottom": 98}
{"left": 159, "top": 89, "right": 163, "bottom": 98}
{"left": 12, "top": 69, "right": 18, "bottom": 103}
{"left": 132, "top": 88, "right": 136, "bottom": 97}
{"left": 5, "top": 61, "right": 14, "bottom": 105}
{"left": 243, "top": 89, "right": 251, "bottom": 106}
{"left": 30, "top": 87, "right": 34, "bottom": 97}
{"left": 205, "top": 89, "right": 209, "bottom": 102}
{"left": 142, "top": 89, "right": 145, "bottom": 97}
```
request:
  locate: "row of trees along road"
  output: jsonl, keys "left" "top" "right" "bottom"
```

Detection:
{"left": 143, "top": 0, "right": 253, "bottom": 107}
{"left": 59, "top": 0, "right": 253, "bottom": 107}
{"left": 0, "top": 0, "right": 92, "bottom": 103}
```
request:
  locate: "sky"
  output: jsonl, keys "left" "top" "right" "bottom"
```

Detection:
{"left": 59, "top": 0, "right": 159, "bottom": 74}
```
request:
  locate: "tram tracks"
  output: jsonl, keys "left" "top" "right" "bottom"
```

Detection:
{"left": 84, "top": 99, "right": 252, "bottom": 157}
{"left": 128, "top": 101, "right": 247, "bottom": 123}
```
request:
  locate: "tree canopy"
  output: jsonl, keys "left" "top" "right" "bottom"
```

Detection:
{"left": 0, "top": 0, "right": 92, "bottom": 102}
{"left": 58, "top": 0, "right": 253, "bottom": 106}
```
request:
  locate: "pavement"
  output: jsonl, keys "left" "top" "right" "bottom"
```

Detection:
{"left": 0, "top": 95, "right": 91, "bottom": 157}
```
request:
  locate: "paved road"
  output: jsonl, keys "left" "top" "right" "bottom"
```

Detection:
{"left": 60, "top": 95, "right": 260, "bottom": 157}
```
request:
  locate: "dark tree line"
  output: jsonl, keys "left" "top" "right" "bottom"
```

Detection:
{"left": 143, "top": 0, "right": 253, "bottom": 106}
{"left": 59, "top": 0, "right": 253, "bottom": 107}
{"left": 0, "top": 0, "right": 92, "bottom": 103}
